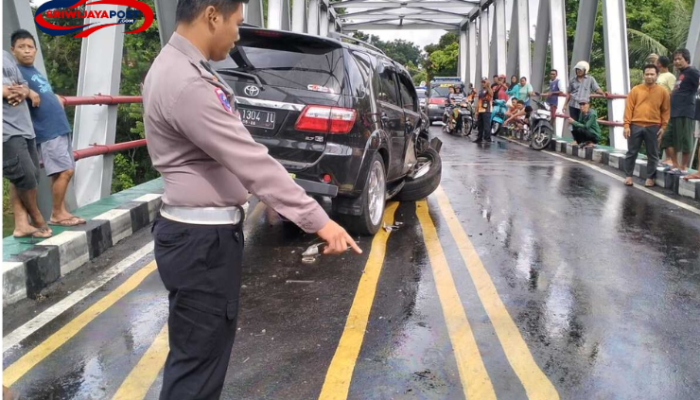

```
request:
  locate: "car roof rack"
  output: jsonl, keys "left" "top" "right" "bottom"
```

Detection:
{"left": 328, "top": 32, "right": 386, "bottom": 56}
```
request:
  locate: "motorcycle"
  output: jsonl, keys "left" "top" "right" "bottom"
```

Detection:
{"left": 490, "top": 99, "right": 508, "bottom": 137}
{"left": 443, "top": 100, "right": 475, "bottom": 137}
{"left": 530, "top": 100, "right": 555, "bottom": 150}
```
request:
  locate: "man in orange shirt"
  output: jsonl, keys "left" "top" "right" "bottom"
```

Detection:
{"left": 623, "top": 64, "right": 671, "bottom": 187}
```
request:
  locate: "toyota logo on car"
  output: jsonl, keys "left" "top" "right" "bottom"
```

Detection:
{"left": 244, "top": 86, "right": 260, "bottom": 97}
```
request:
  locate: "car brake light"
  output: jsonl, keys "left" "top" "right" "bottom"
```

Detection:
{"left": 252, "top": 30, "right": 282, "bottom": 37}
{"left": 429, "top": 98, "right": 445, "bottom": 105}
{"left": 295, "top": 105, "right": 356, "bottom": 134}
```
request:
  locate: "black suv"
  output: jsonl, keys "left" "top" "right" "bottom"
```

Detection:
{"left": 213, "top": 27, "right": 442, "bottom": 235}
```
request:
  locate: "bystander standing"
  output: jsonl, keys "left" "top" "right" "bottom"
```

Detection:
{"left": 11, "top": 29, "right": 85, "bottom": 227}
{"left": 2, "top": 50, "right": 52, "bottom": 239}
{"left": 622, "top": 64, "right": 670, "bottom": 187}
{"left": 660, "top": 48, "right": 700, "bottom": 174}
{"left": 564, "top": 61, "right": 607, "bottom": 121}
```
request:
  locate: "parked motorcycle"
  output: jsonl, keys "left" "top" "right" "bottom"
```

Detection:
{"left": 530, "top": 100, "right": 555, "bottom": 150}
{"left": 490, "top": 99, "right": 508, "bottom": 137}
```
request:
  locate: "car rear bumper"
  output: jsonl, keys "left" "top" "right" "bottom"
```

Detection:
{"left": 294, "top": 178, "right": 339, "bottom": 198}
{"left": 427, "top": 106, "right": 445, "bottom": 120}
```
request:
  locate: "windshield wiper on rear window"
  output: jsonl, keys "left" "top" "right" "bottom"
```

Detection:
{"left": 217, "top": 69, "right": 265, "bottom": 89}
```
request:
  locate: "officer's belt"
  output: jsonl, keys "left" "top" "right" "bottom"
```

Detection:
{"left": 161, "top": 204, "right": 243, "bottom": 225}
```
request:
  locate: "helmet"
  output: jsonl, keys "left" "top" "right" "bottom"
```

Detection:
{"left": 574, "top": 61, "right": 590, "bottom": 74}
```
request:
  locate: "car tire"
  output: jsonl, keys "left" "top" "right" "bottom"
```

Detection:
{"left": 396, "top": 147, "right": 442, "bottom": 202}
{"left": 337, "top": 153, "right": 386, "bottom": 236}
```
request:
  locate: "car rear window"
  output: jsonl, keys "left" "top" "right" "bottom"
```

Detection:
{"left": 416, "top": 90, "right": 426, "bottom": 98}
{"left": 213, "top": 34, "right": 346, "bottom": 94}
{"left": 430, "top": 87, "right": 451, "bottom": 98}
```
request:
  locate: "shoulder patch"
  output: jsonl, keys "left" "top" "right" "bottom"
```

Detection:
{"left": 214, "top": 87, "right": 232, "bottom": 113}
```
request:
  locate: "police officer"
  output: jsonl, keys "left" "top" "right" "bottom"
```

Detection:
{"left": 142, "top": 1, "right": 361, "bottom": 398}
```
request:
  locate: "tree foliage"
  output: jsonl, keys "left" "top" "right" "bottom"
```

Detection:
{"left": 351, "top": 31, "right": 422, "bottom": 66}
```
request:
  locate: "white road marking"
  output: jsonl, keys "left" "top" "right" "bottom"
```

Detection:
{"left": 502, "top": 137, "right": 700, "bottom": 217}
{"left": 2, "top": 242, "right": 155, "bottom": 353}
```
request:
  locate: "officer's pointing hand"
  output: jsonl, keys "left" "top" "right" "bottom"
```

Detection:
{"left": 317, "top": 220, "right": 362, "bottom": 255}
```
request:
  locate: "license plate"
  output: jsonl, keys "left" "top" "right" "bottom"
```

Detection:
{"left": 240, "top": 108, "right": 276, "bottom": 129}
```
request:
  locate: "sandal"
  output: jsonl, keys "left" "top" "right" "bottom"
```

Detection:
{"left": 49, "top": 216, "right": 86, "bottom": 227}
{"left": 13, "top": 227, "right": 52, "bottom": 239}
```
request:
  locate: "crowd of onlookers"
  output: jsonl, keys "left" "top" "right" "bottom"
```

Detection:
{"left": 453, "top": 49, "right": 700, "bottom": 185}
{"left": 3, "top": 29, "right": 84, "bottom": 240}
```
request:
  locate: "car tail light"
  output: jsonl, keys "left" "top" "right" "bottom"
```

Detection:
{"left": 295, "top": 105, "right": 357, "bottom": 134}
{"left": 252, "top": 30, "right": 282, "bottom": 37}
{"left": 429, "top": 98, "right": 445, "bottom": 105}
{"left": 322, "top": 174, "right": 332, "bottom": 183}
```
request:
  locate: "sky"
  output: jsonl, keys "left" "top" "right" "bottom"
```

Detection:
{"left": 30, "top": 0, "right": 539, "bottom": 50}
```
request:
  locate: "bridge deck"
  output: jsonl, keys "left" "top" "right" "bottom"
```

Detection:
{"left": 4, "top": 128, "right": 700, "bottom": 399}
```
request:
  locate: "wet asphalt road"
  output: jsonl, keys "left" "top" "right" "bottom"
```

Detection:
{"left": 4, "top": 126, "right": 700, "bottom": 400}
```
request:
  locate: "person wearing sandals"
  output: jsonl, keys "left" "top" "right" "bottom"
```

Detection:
{"left": 622, "top": 64, "right": 670, "bottom": 187}
{"left": 567, "top": 101, "right": 600, "bottom": 148}
{"left": 3, "top": 50, "right": 52, "bottom": 239}
{"left": 660, "top": 48, "right": 700, "bottom": 175}
{"left": 11, "top": 30, "right": 85, "bottom": 227}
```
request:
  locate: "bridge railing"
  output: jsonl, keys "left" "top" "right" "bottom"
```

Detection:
{"left": 61, "top": 91, "right": 630, "bottom": 157}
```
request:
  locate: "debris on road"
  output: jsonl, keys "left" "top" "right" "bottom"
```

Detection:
{"left": 383, "top": 222, "right": 403, "bottom": 232}
{"left": 285, "top": 280, "right": 315, "bottom": 284}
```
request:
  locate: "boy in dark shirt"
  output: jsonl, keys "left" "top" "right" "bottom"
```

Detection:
{"left": 12, "top": 29, "right": 85, "bottom": 227}
{"left": 660, "top": 48, "right": 700, "bottom": 174}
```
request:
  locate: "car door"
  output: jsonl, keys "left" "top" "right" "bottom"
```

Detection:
{"left": 397, "top": 72, "right": 421, "bottom": 175}
{"left": 375, "top": 60, "right": 406, "bottom": 180}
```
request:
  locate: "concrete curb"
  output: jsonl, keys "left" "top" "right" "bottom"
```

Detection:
{"left": 2, "top": 194, "right": 162, "bottom": 306}
{"left": 509, "top": 132, "right": 700, "bottom": 203}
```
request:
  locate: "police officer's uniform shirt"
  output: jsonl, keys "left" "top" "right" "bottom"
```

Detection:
{"left": 143, "top": 32, "right": 329, "bottom": 233}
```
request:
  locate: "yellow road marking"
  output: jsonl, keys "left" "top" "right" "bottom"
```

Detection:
{"left": 433, "top": 186, "right": 560, "bottom": 400}
{"left": 415, "top": 200, "right": 497, "bottom": 400}
{"left": 318, "top": 202, "right": 399, "bottom": 400}
{"left": 112, "top": 323, "right": 169, "bottom": 400}
{"left": 3, "top": 261, "right": 158, "bottom": 387}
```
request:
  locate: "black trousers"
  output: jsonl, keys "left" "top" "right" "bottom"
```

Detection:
{"left": 572, "top": 127, "right": 599, "bottom": 145}
{"left": 153, "top": 216, "right": 244, "bottom": 400}
{"left": 568, "top": 106, "right": 581, "bottom": 122}
{"left": 624, "top": 124, "right": 660, "bottom": 178}
{"left": 477, "top": 112, "right": 492, "bottom": 141}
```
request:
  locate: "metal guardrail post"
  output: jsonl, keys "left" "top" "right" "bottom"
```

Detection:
{"left": 602, "top": 0, "right": 631, "bottom": 151}
{"left": 267, "top": 0, "right": 291, "bottom": 30}
{"left": 292, "top": 0, "right": 307, "bottom": 33}
{"left": 531, "top": 0, "right": 550, "bottom": 97}
{"left": 468, "top": 19, "right": 478, "bottom": 86}
{"left": 515, "top": 0, "right": 530, "bottom": 80}
{"left": 550, "top": 0, "right": 570, "bottom": 137}
{"left": 493, "top": 0, "right": 506, "bottom": 76}
{"left": 506, "top": 0, "right": 518, "bottom": 80}
{"left": 72, "top": 3, "right": 125, "bottom": 207}
{"left": 308, "top": 0, "right": 320, "bottom": 35}
{"left": 245, "top": 0, "right": 265, "bottom": 28}
{"left": 154, "top": 0, "right": 177, "bottom": 46}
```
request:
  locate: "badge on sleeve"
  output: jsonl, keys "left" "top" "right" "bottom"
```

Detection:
{"left": 214, "top": 87, "right": 232, "bottom": 113}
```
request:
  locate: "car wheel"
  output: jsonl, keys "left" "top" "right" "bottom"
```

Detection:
{"left": 396, "top": 147, "right": 442, "bottom": 202}
{"left": 337, "top": 153, "right": 386, "bottom": 236}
